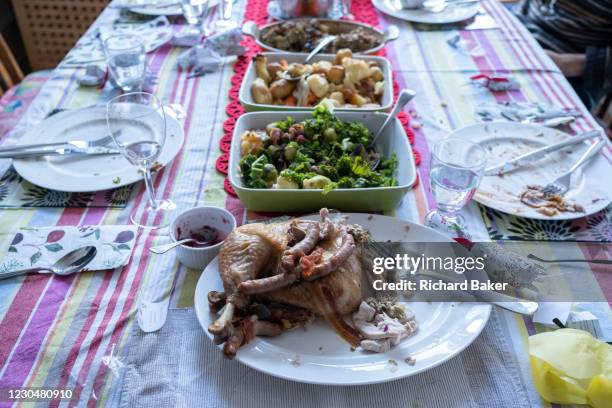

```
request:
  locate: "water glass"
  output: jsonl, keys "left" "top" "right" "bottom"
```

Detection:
{"left": 104, "top": 34, "right": 146, "bottom": 92}
{"left": 181, "top": 0, "right": 209, "bottom": 35}
{"left": 425, "top": 138, "right": 487, "bottom": 238}
{"left": 106, "top": 92, "right": 176, "bottom": 229}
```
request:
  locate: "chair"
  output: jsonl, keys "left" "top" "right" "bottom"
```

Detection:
{"left": 0, "top": 33, "right": 24, "bottom": 96}
{"left": 0, "top": 33, "right": 48, "bottom": 139}
{"left": 10, "top": 0, "right": 109, "bottom": 71}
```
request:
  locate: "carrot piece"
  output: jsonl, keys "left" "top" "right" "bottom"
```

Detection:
{"left": 284, "top": 95, "right": 297, "bottom": 106}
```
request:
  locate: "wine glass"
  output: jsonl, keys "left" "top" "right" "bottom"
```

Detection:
{"left": 424, "top": 138, "right": 487, "bottom": 239}
{"left": 106, "top": 92, "right": 176, "bottom": 229}
{"left": 104, "top": 34, "right": 146, "bottom": 92}
{"left": 215, "top": 0, "right": 238, "bottom": 30}
{"left": 181, "top": 0, "right": 210, "bottom": 36}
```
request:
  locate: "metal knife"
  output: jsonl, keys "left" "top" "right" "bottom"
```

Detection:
{"left": 484, "top": 130, "right": 601, "bottom": 176}
{"left": 0, "top": 146, "right": 120, "bottom": 159}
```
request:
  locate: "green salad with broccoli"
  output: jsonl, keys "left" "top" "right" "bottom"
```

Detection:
{"left": 238, "top": 104, "right": 398, "bottom": 192}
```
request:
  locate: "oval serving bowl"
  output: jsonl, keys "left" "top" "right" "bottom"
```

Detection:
{"left": 229, "top": 111, "right": 416, "bottom": 212}
{"left": 239, "top": 52, "right": 394, "bottom": 112}
{"left": 242, "top": 19, "right": 399, "bottom": 55}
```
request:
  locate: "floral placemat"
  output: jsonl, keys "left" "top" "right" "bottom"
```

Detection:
{"left": 480, "top": 205, "right": 612, "bottom": 242}
{"left": 0, "top": 225, "right": 138, "bottom": 273}
{"left": 0, "top": 167, "right": 134, "bottom": 208}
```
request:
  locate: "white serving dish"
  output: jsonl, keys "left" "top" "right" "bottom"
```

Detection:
{"left": 238, "top": 52, "right": 394, "bottom": 113}
{"left": 229, "top": 111, "right": 416, "bottom": 212}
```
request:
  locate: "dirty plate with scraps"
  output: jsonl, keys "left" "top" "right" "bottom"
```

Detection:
{"left": 463, "top": 122, "right": 611, "bottom": 220}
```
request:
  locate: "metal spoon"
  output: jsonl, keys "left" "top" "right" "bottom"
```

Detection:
{"left": 0, "top": 246, "right": 97, "bottom": 280}
{"left": 370, "top": 89, "right": 417, "bottom": 148}
{"left": 305, "top": 35, "right": 337, "bottom": 63}
{"left": 149, "top": 229, "right": 216, "bottom": 254}
{"left": 280, "top": 36, "right": 338, "bottom": 82}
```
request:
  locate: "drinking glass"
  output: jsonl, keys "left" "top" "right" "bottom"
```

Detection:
{"left": 425, "top": 138, "right": 487, "bottom": 238}
{"left": 181, "top": 0, "right": 209, "bottom": 35}
{"left": 104, "top": 34, "right": 146, "bottom": 92}
{"left": 215, "top": 0, "right": 238, "bottom": 30}
{"left": 106, "top": 92, "right": 176, "bottom": 229}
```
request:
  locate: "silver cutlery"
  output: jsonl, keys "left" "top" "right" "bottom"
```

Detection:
{"left": 305, "top": 35, "right": 337, "bottom": 63}
{"left": 484, "top": 130, "right": 601, "bottom": 176}
{"left": 0, "top": 146, "right": 120, "bottom": 159}
{"left": 415, "top": 270, "right": 538, "bottom": 316}
{"left": 368, "top": 89, "right": 416, "bottom": 170}
{"left": 528, "top": 254, "right": 612, "bottom": 265}
{"left": 370, "top": 89, "right": 417, "bottom": 147}
{"left": 0, "top": 133, "right": 117, "bottom": 154}
{"left": 149, "top": 235, "right": 215, "bottom": 254}
{"left": 424, "top": 0, "right": 480, "bottom": 13}
{"left": 540, "top": 139, "right": 606, "bottom": 196}
{"left": 500, "top": 108, "right": 581, "bottom": 123}
{"left": 0, "top": 246, "right": 97, "bottom": 280}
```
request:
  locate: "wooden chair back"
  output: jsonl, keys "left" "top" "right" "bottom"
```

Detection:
{"left": 10, "top": 0, "right": 109, "bottom": 71}
{"left": 0, "top": 33, "right": 24, "bottom": 96}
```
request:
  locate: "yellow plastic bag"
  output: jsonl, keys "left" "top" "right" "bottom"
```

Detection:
{"left": 528, "top": 328, "right": 612, "bottom": 408}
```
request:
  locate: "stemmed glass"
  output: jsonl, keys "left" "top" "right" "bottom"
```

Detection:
{"left": 103, "top": 34, "right": 146, "bottom": 92}
{"left": 106, "top": 92, "right": 176, "bottom": 229}
{"left": 215, "top": 0, "right": 238, "bottom": 30}
{"left": 181, "top": 0, "right": 210, "bottom": 36}
{"left": 425, "top": 138, "right": 487, "bottom": 239}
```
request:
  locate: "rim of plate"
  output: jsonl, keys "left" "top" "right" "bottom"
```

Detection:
{"left": 372, "top": 0, "right": 480, "bottom": 24}
{"left": 13, "top": 106, "right": 184, "bottom": 192}
{"left": 194, "top": 213, "right": 492, "bottom": 385}
{"left": 457, "top": 121, "right": 612, "bottom": 220}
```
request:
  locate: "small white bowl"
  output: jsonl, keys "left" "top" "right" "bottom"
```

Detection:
{"left": 169, "top": 206, "right": 237, "bottom": 270}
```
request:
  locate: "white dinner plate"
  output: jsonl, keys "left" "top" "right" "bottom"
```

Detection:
{"left": 194, "top": 213, "right": 491, "bottom": 385}
{"left": 372, "top": 0, "right": 480, "bottom": 24}
{"left": 13, "top": 106, "right": 184, "bottom": 192}
{"left": 459, "top": 122, "right": 612, "bottom": 220}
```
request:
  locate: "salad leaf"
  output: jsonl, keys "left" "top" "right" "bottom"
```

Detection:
{"left": 239, "top": 104, "right": 398, "bottom": 191}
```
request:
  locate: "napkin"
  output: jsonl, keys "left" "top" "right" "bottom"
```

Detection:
{"left": 529, "top": 328, "right": 612, "bottom": 407}
{"left": 177, "top": 28, "right": 245, "bottom": 77}
{"left": 0, "top": 225, "right": 138, "bottom": 274}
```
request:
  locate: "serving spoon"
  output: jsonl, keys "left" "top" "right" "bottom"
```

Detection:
{"left": 370, "top": 89, "right": 416, "bottom": 147}
{"left": 367, "top": 89, "right": 416, "bottom": 169}
{"left": 305, "top": 35, "right": 337, "bottom": 63}
{"left": 279, "top": 35, "right": 339, "bottom": 83}
{"left": 0, "top": 246, "right": 97, "bottom": 280}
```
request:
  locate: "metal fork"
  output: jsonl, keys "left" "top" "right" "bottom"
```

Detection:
{"left": 0, "top": 133, "right": 117, "bottom": 154}
{"left": 540, "top": 139, "right": 606, "bottom": 196}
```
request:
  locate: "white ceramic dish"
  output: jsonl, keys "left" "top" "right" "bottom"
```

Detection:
{"left": 228, "top": 111, "right": 416, "bottom": 212}
{"left": 372, "top": 0, "right": 480, "bottom": 24}
{"left": 12, "top": 106, "right": 184, "bottom": 192}
{"left": 238, "top": 52, "right": 394, "bottom": 112}
{"left": 462, "top": 122, "right": 612, "bottom": 220}
{"left": 170, "top": 206, "right": 237, "bottom": 270}
{"left": 194, "top": 213, "right": 492, "bottom": 385}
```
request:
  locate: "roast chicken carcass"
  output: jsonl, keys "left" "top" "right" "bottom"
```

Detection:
{"left": 208, "top": 209, "right": 367, "bottom": 357}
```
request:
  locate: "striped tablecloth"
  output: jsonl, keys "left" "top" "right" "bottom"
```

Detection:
{"left": 0, "top": 0, "right": 610, "bottom": 406}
